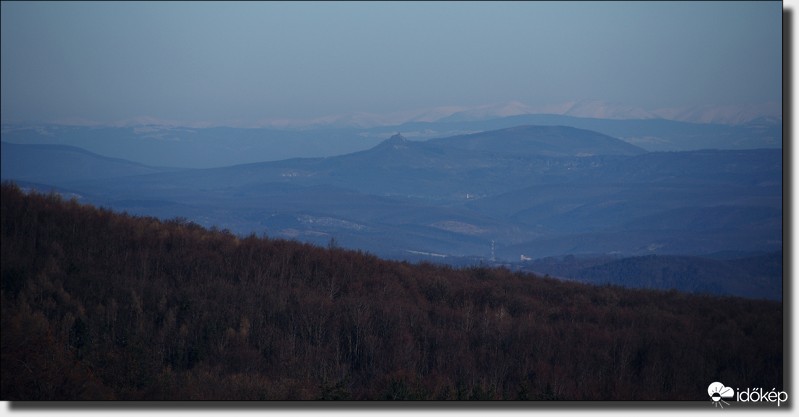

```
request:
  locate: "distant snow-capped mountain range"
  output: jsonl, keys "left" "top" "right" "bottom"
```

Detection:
{"left": 40, "top": 100, "right": 781, "bottom": 129}
{"left": 254, "top": 100, "right": 783, "bottom": 129}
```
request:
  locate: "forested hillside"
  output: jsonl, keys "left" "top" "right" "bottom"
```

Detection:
{"left": 0, "top": 183, "right": 783, "bottom": 400}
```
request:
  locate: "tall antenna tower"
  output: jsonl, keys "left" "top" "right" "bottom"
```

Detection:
{"left": 490, "top": 240, "right": 496, "bottom": 262}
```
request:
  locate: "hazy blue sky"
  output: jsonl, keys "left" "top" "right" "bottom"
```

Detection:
{"left": 1, "top": 1, "right": 782, "bottom": 125}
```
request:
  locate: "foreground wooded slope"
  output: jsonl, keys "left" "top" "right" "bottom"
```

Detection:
{"left": 0, "top": 183, "right": 783, "bottom": 400}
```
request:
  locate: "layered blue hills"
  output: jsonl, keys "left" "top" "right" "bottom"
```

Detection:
{"left": 1, "top": 123, "right": 782, "bottom": 299}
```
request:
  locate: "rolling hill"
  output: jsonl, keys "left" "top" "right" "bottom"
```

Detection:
{"left": 428, "top": 125, "right": 646, "bottom": 157}
{"left": 0, "top": 141, "right": 182, "bottom": 185}
{"left": 522, "top": 252, "right": 782, "bottom": 300}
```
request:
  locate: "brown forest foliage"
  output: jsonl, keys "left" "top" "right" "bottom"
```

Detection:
{"left": 0, "top": 183, "right": 783, "bottom": 400}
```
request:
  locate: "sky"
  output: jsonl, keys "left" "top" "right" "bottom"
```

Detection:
{"left": 0, "top": 1, "right": 783, "bottom": 126}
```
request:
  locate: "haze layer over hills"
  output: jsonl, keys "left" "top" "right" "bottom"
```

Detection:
{"left": 1, "top": 109, "right": 781, "bottom": 168}
{"left": 1, "top": 117, "right": 782, "bottom": 300}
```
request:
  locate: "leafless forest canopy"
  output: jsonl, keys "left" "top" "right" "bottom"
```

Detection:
{"left": 0, "top": 183, "right": 783, "bottom": 400}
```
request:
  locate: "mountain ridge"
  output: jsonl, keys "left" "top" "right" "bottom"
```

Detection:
{"left": 1, "top": 110, "right": 781, "bottom": 169}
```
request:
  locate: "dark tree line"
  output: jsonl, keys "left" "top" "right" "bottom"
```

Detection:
{"left": 0, "top": 183, "right": 783, "bottom": 400}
